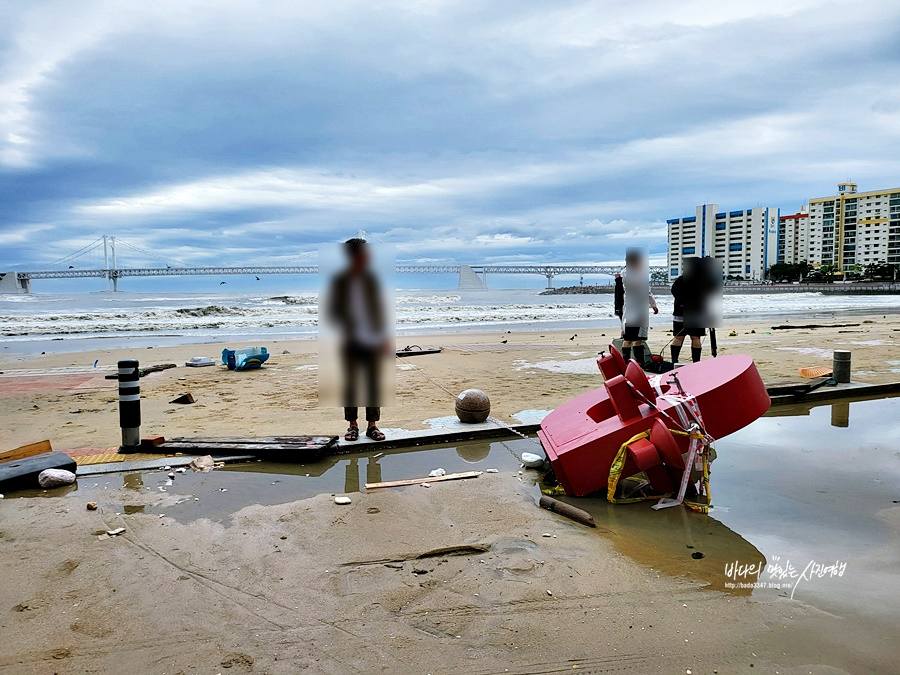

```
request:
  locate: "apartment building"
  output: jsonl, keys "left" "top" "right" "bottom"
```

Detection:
{"left": 667, "top": 204, "right": 779, "bottom": 281}
{"left": 806, "top": 183, "right": 900, "bottom": 270}
{"left": 777, "top": 210, "right": 810, "bottom": 265}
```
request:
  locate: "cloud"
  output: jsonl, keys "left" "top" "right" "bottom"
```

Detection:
{"left": 2, "top": 0, "right": 900, "bottom": 275}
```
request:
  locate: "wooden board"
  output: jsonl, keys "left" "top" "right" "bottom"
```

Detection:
{"left": 396, "top": 346, "right": 442, "bottom": 358}
{"left": 0, "top": 451, "right": 77, "bottom": 492}
{"left": 365, "top": 471, "right": 481, "bottom": 490}
{"left": 166, "top": 436, "right": 336, "bottom": 446}
{"left": 0, "top": 439, "right": 52, "bottom": 464}
{"left": 158, "top": 436, "right": 338, "bottom": 463}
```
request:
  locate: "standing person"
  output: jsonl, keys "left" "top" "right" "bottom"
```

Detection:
{"left": 670, "top": 268, "right": 704, "bottom": 364}
{"left": 327, "top": 238, "right": 390, "bottom": 442}
{"left": 613, "top": 273, "right": 625, "bottom": 335}
{"left": 621, "top": 249, "right": 658, "bottom": 365}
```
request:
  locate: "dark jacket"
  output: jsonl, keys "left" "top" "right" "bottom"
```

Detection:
{"left": 327, "top": 269, "right": 385, "bottom": 341}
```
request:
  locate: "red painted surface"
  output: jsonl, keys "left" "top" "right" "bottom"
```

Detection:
{"left": 538, "top": 352, "right": 771, "bottom": 496}
{"left": 0, "top": 374, "right": 99, "bottom": 395}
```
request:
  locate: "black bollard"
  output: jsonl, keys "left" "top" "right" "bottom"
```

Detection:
{"left": 118, "top": 359, "right": 141, "bottom": 453}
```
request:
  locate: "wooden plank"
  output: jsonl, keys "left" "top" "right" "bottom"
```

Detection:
{"left": 0, "top": 439, "right": 53, "bottom": 464}
{"left": 365, "top": 471, "right": 482, "bottom": 490}
{"left": 159, "top": 442, "right": 331, "bottom": 452}
{"left": 166, "top": 436, "right": 336, "bottom": 445}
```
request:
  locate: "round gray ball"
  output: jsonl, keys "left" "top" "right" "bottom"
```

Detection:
{"left": 455, "top": 388, "right": 491, "bottom": 423}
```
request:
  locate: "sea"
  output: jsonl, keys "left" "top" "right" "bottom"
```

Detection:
{"left": 3, "top": 288, "right": 900, "bottom": 358}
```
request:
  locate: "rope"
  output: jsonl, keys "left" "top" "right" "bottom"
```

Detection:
{"left": 395, "top": 355, "right": 544, "bottom": 455}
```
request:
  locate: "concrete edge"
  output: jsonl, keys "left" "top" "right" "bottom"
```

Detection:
{"left": 76, "top": 454, "right": 256, "bottom": 477}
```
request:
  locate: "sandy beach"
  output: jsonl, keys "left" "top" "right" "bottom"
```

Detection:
{"left": 1, "top": 314, "right": 898, "bottom": 452}
{"left": 1, "top": 315, "right": 899, "bottom": 673}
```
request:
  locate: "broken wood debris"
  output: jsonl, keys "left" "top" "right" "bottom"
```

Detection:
{"left": 539, "top": 495, "right": 597, "bottom": 528}
{"left": 365, "top": 470, "right": 482, "bottom": 490}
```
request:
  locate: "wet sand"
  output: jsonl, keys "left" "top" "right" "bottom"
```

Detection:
{"left": 1, "top": 317, "right": 899, "bottom": 673}
{"left": 2, "top": 455, "right": 897, "bottom": 674}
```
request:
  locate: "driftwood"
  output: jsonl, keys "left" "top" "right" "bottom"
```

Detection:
{"left": 770, "top": 323, "right": 859, "bottom": 331}
{"left": 539, "top": 495, "right": 597, "bottom": 528}
{"left": 104, "top": 364, "right": 177, "bottom": 379}
{"left": 365, "top": 471, "right": 481, "bottom": 490}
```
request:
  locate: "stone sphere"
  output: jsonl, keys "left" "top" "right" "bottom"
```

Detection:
{"left": 455, "top": 388, "right": 491, "bottom": 423}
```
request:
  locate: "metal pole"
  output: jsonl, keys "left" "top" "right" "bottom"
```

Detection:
{"left": 118, "top": 359, "right": 141, "bottom": 452}
{"left": 832, "top": 350, "right": 851, "bottom": 384}
{"left": 103, "top": 235, "right": 110, "bottom": 291}
{"left": 111, "top": 237, "right": 118, "bottom": 292}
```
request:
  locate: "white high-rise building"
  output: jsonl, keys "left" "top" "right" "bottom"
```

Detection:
{"left": 806, "top": 183, "right": 900, "bottom": 271}
{"left": 667, "top": 204, "right": 779, "bottom": 281}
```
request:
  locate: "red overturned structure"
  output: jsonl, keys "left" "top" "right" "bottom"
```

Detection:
{"left": 537, "top": 347, "right": 770, "bottom": 512}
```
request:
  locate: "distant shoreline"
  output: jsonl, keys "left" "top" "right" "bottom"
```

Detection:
{"left": 541, "top": 283, "right": 900, "bottom": 296}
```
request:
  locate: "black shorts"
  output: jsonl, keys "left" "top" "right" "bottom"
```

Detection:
{"left": 623, "top": 326, "right": 644, "bottom": 341}
{"left": 673, "top": 321, "right": 705, "bottom": 338}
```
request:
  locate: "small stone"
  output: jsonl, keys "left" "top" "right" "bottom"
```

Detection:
{"left": 546, "top": 590, "right": 553, "bottom": 596}
{"left": 175, "top": 467, "right": 187, "bottom": 473}
{"left": 542, "top": 533, "right": 552, "bottom": 538}
{"left": 334, "top": 496, "right": 352, "bottom": 505}
{"left": 86, "top": 502, "right": 98, "bottom": 510}
{"left": 167, "top": 472, "right": 175, "bottom": 479}
{"left": 485, "top": 468, "right": 499, "bottom": 473}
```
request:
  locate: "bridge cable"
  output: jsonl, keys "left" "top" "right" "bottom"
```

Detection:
{"left": 45, "top": 238, "right": 105, "bottom": 267}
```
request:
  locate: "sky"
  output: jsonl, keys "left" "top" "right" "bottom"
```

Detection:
{"left": 2, "top": 0, "right": 900, "bottom": 290}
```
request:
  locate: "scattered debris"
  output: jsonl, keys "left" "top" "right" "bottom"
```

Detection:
{"left": 541, "top": 533, "right": 552, "bottom": 537}
{"left": 141, "top": 435, "right": 165, "bottom": 448}
{"left": 428, "top": 468, "right": 446, "bottom": 477}
{"left": 37, "top": 468, "right": 76, "bottom": 488}
{"left": 485, "top": 468, "right": 499, "bottom": 473}
{"left": 546, "top": 589, "right": 553, "bottom": 596}
{"left": 521, "top": 452, "right": 545, "bottom": 468}
{"left": 167, "top": 472, "right": 175, "bottom": 479}
{"left": 538, "top": 495, "right": 597, "bottom": 528}
{"left": 170, "top": 393, "right": 195, "bottom": 405}
{"left": 334, "top": 496, "right": 352, "bottom": 505}
{"left": 86, "top": 502, "right": 98, "bottom": 510}
{"left": 189, "top": 455, "right": 216, "bottom": 472}
{"left": 175, "top": 467, "right": 186, "bottom": 473}
{"left": 691, "top": 551, "right": 705, "bottom": 559}
{"left": 185, "top": 356, "right": 216, "bottom": 367}
{"left": 107, "top": 527, "right": 126, "bottom": 536}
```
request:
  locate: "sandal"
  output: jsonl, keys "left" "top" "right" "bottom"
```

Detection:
{"left": 344, "top": 426, "right": 359, "bottom": 442}
{"left": 366, "top": 426, "right": 386, "bottom": 441}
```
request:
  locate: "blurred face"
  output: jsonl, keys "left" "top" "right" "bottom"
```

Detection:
{"left": 349, "top": 248, "right": 369, "bottom": 272}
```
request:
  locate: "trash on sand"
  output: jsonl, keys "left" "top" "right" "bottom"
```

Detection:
{"left": 38, "top": 468, "right": 76, "bottom": 488}
{"left": 334, "top": 496, "right": 352, "bottom": 505}
{"left": 189, "top": 455, "right": 216, "bottom": 472}
{"left": 546, "top": 589, "right": 553, "bottom": 596}
{"left": 521, "top": 452, "right": 545, "bottom": 468}
{"left": 86, "top": 502, "right": 98, "bottom": 510}
{"left": 185, "top": 356, "right": 216, "bottom": 367}
{"left": 222, "top": 346, "right": 269, "bottom": 371}
{"left": 175, "top": 467, "right": 186, "bottom": 473}
{"left": 170, "top": 393, "right": 195, "bottom": 405}
{"left": 485, "top": 468, "right": 499, "bottom": 473}
{"left": 107, "top": 527, "right": 126, "bottom": 536}
{"left": 167, "top": 472, "right": 175, "bottom": 479}
{"left": 428, "top": 468, "right": 446, "bottom": 477}
{"left": 541, "top": 532, "right": 552, "bottom": 537}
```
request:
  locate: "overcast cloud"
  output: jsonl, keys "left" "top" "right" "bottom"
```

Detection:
{"left": 2, "top": 0, "right": 899, "bottom": 272}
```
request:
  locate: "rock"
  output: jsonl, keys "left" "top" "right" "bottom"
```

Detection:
{"left": 542, "top": 533, "right": 552, "bottom": 537}
{"left": 521, "top": 452, "right": 545, "bottom": 468}
{"left": 170, "top": 393, "right": 195, "bottom": 404}
{"left": 455, "top": 388, "right": 491, "bottom": 423}
{"left": 428, "top": 468, "right": 446, "bottom": 477}
{"left": 189, "top": 455, "right": 216, "bottom": 472}
{"left": 175, "top": 467, "right": 186, "bottom": 473}
{"left": 38, "top": 469, "right": 76, "bottom": 488}
{"left": 334, "top": 496, "right": 352, "bottom": 505}
{"left": 167, "top": 472, "right": 175, "bottom": 479}
{"left": 86, "top": 502, "right": 98, "bottom": 510}
{"left": 485, "top": 468, "right": 499, "bottom": 473}
{"left": 546, "top": 589, "right": 553, "bottom": 596}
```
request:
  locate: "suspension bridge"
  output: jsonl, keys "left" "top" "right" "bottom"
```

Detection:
{"left": 1, "top": 235, "right": 665, "bottom": 293}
